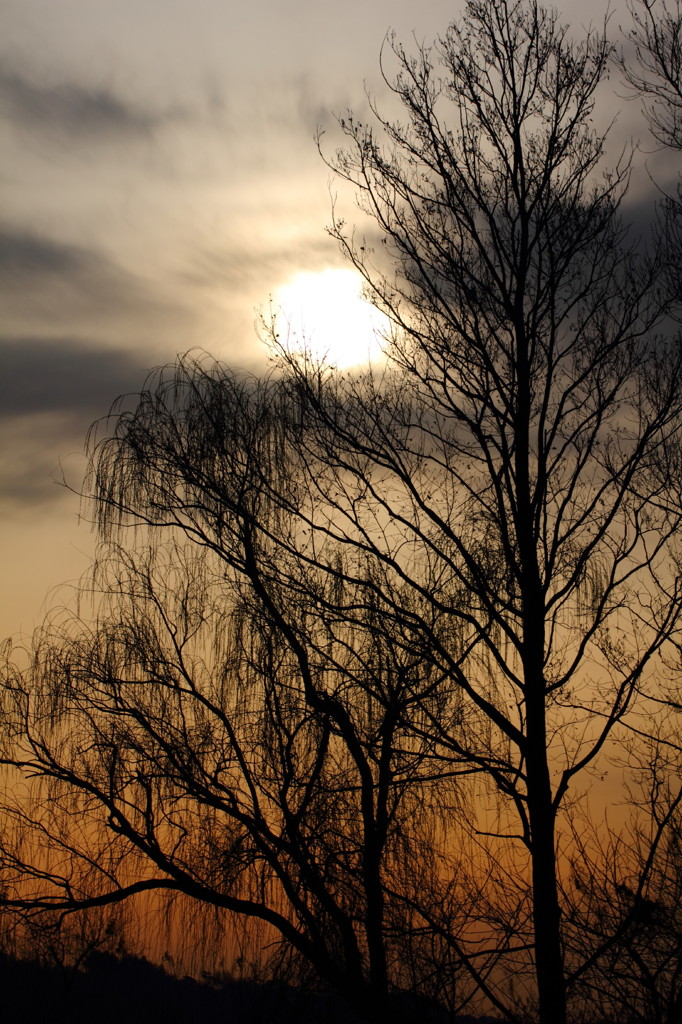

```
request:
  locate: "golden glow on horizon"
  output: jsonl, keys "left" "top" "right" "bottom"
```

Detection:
{"left": 275, "top": 268, "right": 389, "bottom": 368}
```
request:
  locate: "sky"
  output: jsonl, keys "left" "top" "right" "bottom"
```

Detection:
{"left": 0, "top": 0, "right": 664, "bottom": 640}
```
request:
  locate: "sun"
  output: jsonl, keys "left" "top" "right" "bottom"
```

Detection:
{"left": 274, "top": 267, "right": 390, "bottom": 368}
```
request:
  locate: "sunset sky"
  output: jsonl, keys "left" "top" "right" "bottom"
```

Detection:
{"left": 0, "top": 0, "right": 670, "bottom": 641}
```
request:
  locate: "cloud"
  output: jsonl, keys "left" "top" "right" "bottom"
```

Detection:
{"left": 0, "top": 226, "right": 195, "bottom": 348}
{"left": 185, "top": 233, "right": 338, "bottom": 293}
{"left": 0, "top": 336, "right": 147, "bottom": 422}
{"left": 0, "top": 226, "right": 143, "bottom": 336}
{"left": 0, "top": 68, "right": 180, "bottom": 142}
{"left": 0, "top": 229, "right": 110, "bottom": 281}
{"left": 0, "top": 337, "right": 149, "bottom": 513}
{"left": 0, "top": 420, "right": 83, "bottom": 513}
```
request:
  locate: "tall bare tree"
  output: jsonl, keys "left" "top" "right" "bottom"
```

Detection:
{"left": 296, "top": 1, "right": 682, "bottom": 1019}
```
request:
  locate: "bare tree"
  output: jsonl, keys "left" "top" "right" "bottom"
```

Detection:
{"left": 1, "top": 367, "right": 474, "bottom": 1022}
{"left": 560, "top": 726, "right": 682, "bottom": 1024}
{"left": 620, "top": 0, "right": 682, "bottom": 333}
{"left": 620, "top": 0, "right": 682, "bottom": 150}
{"left": 297, "top": 1, "right": 682, "bottom": 1019}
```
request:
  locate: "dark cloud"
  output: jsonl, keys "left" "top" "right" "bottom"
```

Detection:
{"left": 0, "top": 226, "right": 189, "bottom": 337}
{"left": 0, "top": 68, "right": 179, "bottom": 141}
{"left": 0, "top": 229, "right": 109, "bottom": 281}
{"left": 0, "top": 438, "right": 80, "bottom": 512}
{"left": 0, "top": 337, "right": 147, "bottom": 421}
{"left": 0, "top": 337, "right": 150, "bottom": 512}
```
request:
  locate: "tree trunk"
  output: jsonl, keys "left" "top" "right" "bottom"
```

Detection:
{"left": 526, "top": 686, "right": 566, "bottom": 1024}
{"left": 516, "top": 323, "right": 567, "bottom": 1023}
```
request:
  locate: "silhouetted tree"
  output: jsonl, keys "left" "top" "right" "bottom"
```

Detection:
{"left": 301, "top": 0, "right": 682, "bottom": 1018}
{"left": 620, "top": 0, "right": 682, "bottom": 358}
{"left": 2, "top": 363, "right": 490, "bottom": 1020}
{"left": 2, "top": 3, "right": 682, "bottom": 1024}
{"left": 567, "top": 760, "right": 682, "bottom": 1024}
{"left": 620, "top": 0, "right": 682, "bottom": 150}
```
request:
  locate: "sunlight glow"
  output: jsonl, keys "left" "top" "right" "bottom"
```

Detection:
{"left": 275, "top": 268, "right": 390, "bottom": 368}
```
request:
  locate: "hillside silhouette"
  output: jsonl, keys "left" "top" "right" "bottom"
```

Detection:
{"left": 1, "top": 951, "right": 508, "bottom": 1024}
